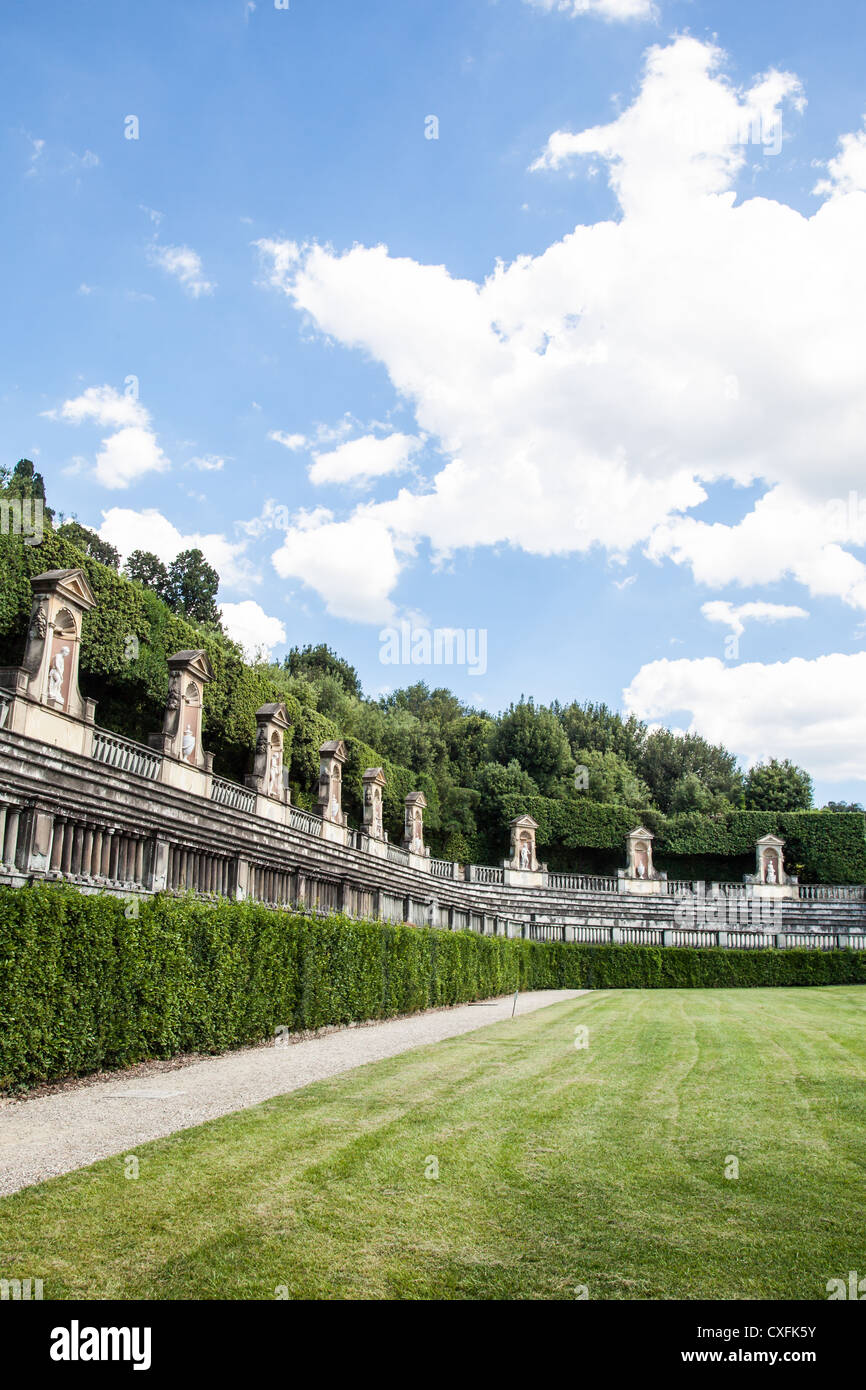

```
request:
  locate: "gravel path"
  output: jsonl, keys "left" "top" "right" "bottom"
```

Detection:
{"left": 0, "top": 989, "right": 585, "bottom": 1196}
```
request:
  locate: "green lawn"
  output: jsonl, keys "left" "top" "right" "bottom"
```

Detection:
{"left": 2, "top": 987, "right": 865, "bottom": 1300}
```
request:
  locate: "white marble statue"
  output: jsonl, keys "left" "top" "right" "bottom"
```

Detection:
{"left": 519, "top": 840, "right": 531, "bottom": 870}
{"left": 47, "top": 646, "right": 70, "bottom": 702}
{"left": 268, "top": 748, "right": 282, "bottom": 796}
{"left": 766, "top": 857, "right": 777, "bottom": 884}
{"left": 636, "top": 859, "right": 646, "bottom": 879}
{"left": 330, "top": 794, "right": 340, "bottom": 822}
{"left": 182, "top": 724, "right": 196, "bottom": 760}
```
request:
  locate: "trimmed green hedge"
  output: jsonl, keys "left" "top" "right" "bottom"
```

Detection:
{"left": 0, "top": 885, "right": 549, "bottom": 1090}
{"left": 1, "top": 885, "right": 864, "bottom": 1091}
{"left": 502, "top": 795, "right": 866, "bottom": 884}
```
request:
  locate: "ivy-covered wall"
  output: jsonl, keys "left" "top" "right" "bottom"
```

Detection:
{"left": 0, "top": 530, "right": 436, "bottom": 841}
{"left": 501, "top": 795, "right": 866, "bottom": 884}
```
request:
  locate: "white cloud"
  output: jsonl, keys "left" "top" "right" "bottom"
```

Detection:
{"left": 256, "top": 35, "right": 866, "bottom": 619}
{"left": 93, "top": 427, "right": 170, "bottom": 490}
{"left": 220, "top": 600, "right": 286, "bottom": 660}
{"left": 99, "top": 507, "right": 256, "bottom": 590}
{"left": 701, "top": 599, "right": 809, "bottom": 638}
{"left": 624, "top": 652, "right": 866, "bottom": 782}
{"left": 24, "top": 134, "right": 44, "bottom": 176}
{"left": 188, "top": 454, "right": 226, "bottom": 472}
{"left": 48, "top": 385, "right": 170, "bottom": 490}
{"left": 524, "top": 0, "right": 657, "bottom": 21}
{"left": 271, "top": 509, "right": 401, "bottom": 623}
{"left": 309, "top": 432, "right": 421, "bottom": 487}
{"left": 268, "top": 430, "right": 308, "bottom": 451}
{"left": 813, "top": 117, "right": 866, "bottom": 197}
{"left": 149, "top": 243, "right": 215, "bottom": 298}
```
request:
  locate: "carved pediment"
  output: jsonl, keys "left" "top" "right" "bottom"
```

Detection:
{"left": 31, "top": 568, "right": 96, "bottom": 612}
{"left": 255, "top": 702, "right": 292, "bottom": 731}
{"left": 166, "top": 650, "right": 214, "bottom": 684}
{"left": 319, "top": 739, "right": 347, "bottom": 762}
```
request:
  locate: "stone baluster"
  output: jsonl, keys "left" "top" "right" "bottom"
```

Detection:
{"left": 81, "top": 827, "right": 94, "bottom": 879}
{"left": 2, "top": 807, "right": 19, "bottom": 867}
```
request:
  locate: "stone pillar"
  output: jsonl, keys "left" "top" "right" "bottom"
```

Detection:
{"left": 149, "top": 650, "right": 214, "bottom": 770}
{"left": 362, "top": 767, "right": 386, "bottom": 840}
{"left": 403, "top": 791, "right": 428, "bottom": 857}
{"left": 22, "top": 810, "right": 54, "bottom": 876}
{"left": 0, "top": 569, "right": 97, "bottom": 730}
{"left": 754, "top": 834, "right": 786, "bottom": 886}
{"left": 620, "top": 826, "right": 664, "bottom": 895}
{"left": 503, "top": 814, "right": 544, "bottom": 887}
{"left": 81, "top": 827, "right": 94, "bottom": 879}
{"left": 317, "top": 740, "right": 347, "bottom": 826}
{"left": 246, "top": 704, "right": 291, "bottom": 805}
{"left": 61, "top": 820, "right": 75, "bottom": 875}
{"left": 101, "top": 829, "right": 115, "bottom": 880}
{"left": 507, "top": 814, "right": 539, "bottom": 872}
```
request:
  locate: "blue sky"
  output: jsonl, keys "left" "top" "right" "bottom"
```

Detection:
{"left": 4, "top": 0, "right": 866, "bottom": 804}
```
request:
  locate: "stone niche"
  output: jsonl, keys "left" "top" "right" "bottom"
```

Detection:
{"left": 403, "top": 790, "right": 429, "bottom": 860}
{"left": 362, "top": 767, "right": 387, "bottom": 841}
{"left": 619, "top": 826, "right": 664, "bottom": 895}
{"left": 0, "top": 569, "right": 97, "bottom": 754}
{"left": 749, "top": 833, "right": 797, "bottom": 897}
{"left": 503, "top": 813, "right": 545, "bottom": 886}
{"left": 318, "top": 740, "right": 347, "bottom": 842}
{"left": 246, "top": 703, "right": 291, "bottom": 817}
{"left": 149, "top": 651, "right": 214, "bottom": 775}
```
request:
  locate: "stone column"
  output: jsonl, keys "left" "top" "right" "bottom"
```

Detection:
{"left": 3, "top": 808, "right": 21, "bottom": 869}
{"left": 403, "top": 791, "right": 428, "bottom": 857}
{"left": 149, "top": 650, "right": 214, "bottom": 769}
{"left": 90, "top": 828, "right": 104, "bottom": 878}
{"left": 362, "top": 767, "right": 386, "bottom": 840}
{"left": 0, "top": 569, "right": 98, "bottom": 730}
{"left": 317, "top": 740, "right": 347, "bottom": 826}
{"left": 246, "top": 704, "right": 291, "bottom": 804}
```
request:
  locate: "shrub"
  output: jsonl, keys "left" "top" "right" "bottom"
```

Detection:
{"left": 2, "top": 885, "right": 864, "bottom": 1092}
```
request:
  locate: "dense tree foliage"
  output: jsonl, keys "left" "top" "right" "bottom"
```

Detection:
{"left": 745, "top": 759, "right": 813, "bottom": 812}
{"left": 285, "top": 644, "right": 362, "bottom": 699}
{"left": 124, "top": 547, "right": 221, "bottom": 628}
{"left": 58, "top": 520, "right": 120, "bottom": 570}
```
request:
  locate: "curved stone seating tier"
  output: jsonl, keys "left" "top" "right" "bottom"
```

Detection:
{"left": 0, "top": 571, "right": 864, "bottom": 948}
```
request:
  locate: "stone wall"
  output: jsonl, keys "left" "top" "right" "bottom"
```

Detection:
{"left": 1, "top": 570, "right": 865, "bottom": 949}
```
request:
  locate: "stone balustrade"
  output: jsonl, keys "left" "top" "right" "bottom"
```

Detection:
{"left": 0, "top": 570, "right": 865, "bottom": 950}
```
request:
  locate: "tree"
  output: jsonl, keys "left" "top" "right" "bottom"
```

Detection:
{"left": 58, "top": 520, "right": 120, "bottom": 570}
{"left": 573, "top": 747, "right": 653, "bottom": 807}
{"left": 744, "top": 759, "right": 813, "bottom": 812}
{"left": 165, "top": 549, "right": 221, "bottom": 627}
{"left": 285, "top": 643, "right": 362, "bottom": 698}
{"left": 638, "top": 728, "right": 744, "bottom": 812}
{"left": 556, "top": 700, "right": 647, "bottom": 767}
{"left": 3, "top": 458, "right": 54, "bottom": 522}
{"left": 823, "top": 800, "right": 864, "bottom": 813}
{"left": 124, "top": 550, "right": 170, "bottom": 600}
{"left": 668, "top": 771, "right": 725, "bottom": 815}
{"left": 490, "top": 699, "right": 574, "bottom": 794}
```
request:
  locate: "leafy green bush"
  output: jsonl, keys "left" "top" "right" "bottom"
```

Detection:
{"left": 0, "top": 885, "right": 552, "bottom": 1089}
{"left": 2, "top": 885, "right": 863, "bottom": 1091}
{"left": 502, "top": 795, "right": 866, "bottom": 883}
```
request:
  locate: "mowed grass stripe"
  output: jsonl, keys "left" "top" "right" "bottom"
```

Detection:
{"left": 1, "top": 988, "right": 864, "bottom": 1300}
